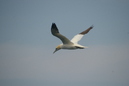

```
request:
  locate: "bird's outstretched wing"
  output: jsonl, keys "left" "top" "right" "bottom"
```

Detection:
{"left": 51, "top": 23, "right": 73, "bottom": 44}
{"left": 71, "top": 25, "right": 93, "bottom": 43}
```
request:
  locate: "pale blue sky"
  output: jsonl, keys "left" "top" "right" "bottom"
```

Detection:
{"left": 0, "top": 0, "right": 129, "bottom": 86}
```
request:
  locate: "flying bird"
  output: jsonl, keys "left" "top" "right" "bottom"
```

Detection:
{"left": 51, "top": 23, "right": 93, "bottom": 53}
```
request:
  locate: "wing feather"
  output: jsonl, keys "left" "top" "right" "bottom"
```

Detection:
{"left": 71, "top": 34, "right": 84, "bottom": 43}
{"left": 71, "top": 25, "right": 93, "bottom": 43}
{"left": 51, "top": 23, "right": 73, "bottom": 44}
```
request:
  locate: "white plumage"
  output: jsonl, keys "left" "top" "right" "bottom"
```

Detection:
{"left": 71, "top": 34, "right": 84, "bottom": 43}
{"left": 51, "top": 23, "right": 93, "bottom": 53}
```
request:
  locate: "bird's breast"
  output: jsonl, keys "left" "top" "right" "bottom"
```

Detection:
{"left": 61, "top": 44, "right": 77, "bottom": 49}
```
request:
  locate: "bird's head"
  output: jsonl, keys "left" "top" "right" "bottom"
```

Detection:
{"left": 53, "top": 45, "right": 61, "bottom": 53}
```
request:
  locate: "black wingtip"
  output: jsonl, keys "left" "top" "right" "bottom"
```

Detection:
{"left": 51, "top": 23, "right": 59, "bottom": 34}
{"left": 79, "top": 25, "right": 93, "bottom": 35}
{"left": 52, "top": 23, "right": 57, "bottom": 28}
{"left": 91, "top": 25, "right": 94, "bottom": 28}
{"left": 52, "top": 23, "right": 55, "bottom": 25}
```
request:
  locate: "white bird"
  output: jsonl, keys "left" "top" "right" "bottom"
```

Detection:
{"left": 51, "top": 23, "right": 93, "bottom": 53}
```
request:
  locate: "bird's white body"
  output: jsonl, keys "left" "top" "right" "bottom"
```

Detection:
{"left": 59, "top": 43, "right": 87, "bottom": 49}
{"left": 51, "top": 23, "right": 93, "bottom": 53}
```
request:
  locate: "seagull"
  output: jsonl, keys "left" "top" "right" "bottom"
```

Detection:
{"left": 51, "top": 23, "right": 93, "bottom": 53}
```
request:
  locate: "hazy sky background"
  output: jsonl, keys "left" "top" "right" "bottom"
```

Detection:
{"left": 0, "top": 0, "right": 129, "bottom": 86}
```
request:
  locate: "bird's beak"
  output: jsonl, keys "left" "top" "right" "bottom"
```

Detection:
{"left": 53, "top": 48, "right": 59, "bottom": 54}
